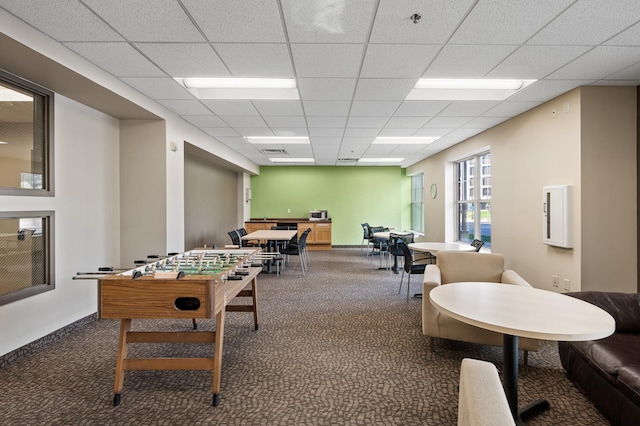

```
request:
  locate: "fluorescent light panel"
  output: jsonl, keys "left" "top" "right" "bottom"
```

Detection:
{"left": 176, "top": 78, "right": 299, "bottom": 100}
{"left": 269, "top": 158, "right": 315, "bottom": 163}
{"left": 407, "top": 78, "right": 536, "bottom": 101}
{"left": 182, "top": 78, "right": 296, "bottom": 89}
{"left": 373, "top": 136, "right": 438, "bottom": 144}
{"left": 358, "top": 158, "right": 404, "bottom": 163}
{"left": 247, "top": 136, "right": 310, "bottom": 144}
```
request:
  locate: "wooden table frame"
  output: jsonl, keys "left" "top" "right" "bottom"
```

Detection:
{"left": 98, "top": 251, "right": 261, "bottom": 407}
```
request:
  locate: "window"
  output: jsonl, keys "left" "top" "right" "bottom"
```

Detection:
{"left": 456, "top": 153, "right": 491, "bottom": 247}
{"left": 0, "top": 69, "right": 54, "bottom": 196}
{"left": 411, "top": 173, "right": 424, "bottom": 233}
{"left": 0, "top": 211, "right": 55, "bottom": 306}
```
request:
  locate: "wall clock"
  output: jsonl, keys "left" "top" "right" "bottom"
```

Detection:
{"left": 430, "top": 183, "right": 437, "bottom": 199}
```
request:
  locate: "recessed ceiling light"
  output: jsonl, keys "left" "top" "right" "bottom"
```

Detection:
{"left": 372, "top": 136, "right": 438, "bottom": 144}
{"left": 358, "top": 158, "right": 405, "bottom": 163}
{"left": 175, "top": 78, "right": 299, "bottom": 100}
{"left": 269, "top": 158, "right": 315, "bottom": 163}
{"left": 406, "top": 78, "right": 536, "bottom": 101}
{"left": 247, "top": 136, "right": 310, "bottom": 144}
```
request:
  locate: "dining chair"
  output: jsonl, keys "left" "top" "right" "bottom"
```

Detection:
{"left": 281, "top": 228, "right": 310, "bottom": 275}
{"left": 360, "top": 223, "right": 370, "bottom": 253}
{"left": 398, "top": 241, "right": 427, "bottom": 302}
{"left": 227, "top": 230, "right": 241, "bottom": 246}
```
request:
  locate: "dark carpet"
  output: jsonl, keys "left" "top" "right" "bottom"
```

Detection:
{"left": 0, "top": 248, "right": 610, "bottom": 425}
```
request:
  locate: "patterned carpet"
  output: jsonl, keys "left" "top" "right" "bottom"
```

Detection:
{"left": 0, "top": 248, "right": 610, "bottom": 425}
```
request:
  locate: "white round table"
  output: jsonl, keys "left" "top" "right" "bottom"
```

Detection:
{"left": 430, "top": 282, "right": 615, "bottom": 422}
{"left": 408, "top": 242, "right": 476, "bottom": 253}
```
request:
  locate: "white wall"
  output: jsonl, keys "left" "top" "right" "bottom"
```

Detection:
{"left": 0, "top": 96, "right": 120, "bottom": 356}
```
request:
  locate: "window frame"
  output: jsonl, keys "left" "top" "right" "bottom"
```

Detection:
{"left": 410, "top": 173, "right": 424, "bottom": 234}
{"left": 0, "top": 69, "right": 55, "bottom": 196}
{"left": 455, "top": 152, "right": 491, "bottom": 246}
{"left": 0, "top": 211, "right": 55, "bottom": 306}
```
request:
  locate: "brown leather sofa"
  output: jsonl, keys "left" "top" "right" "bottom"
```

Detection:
{"left": 558, "top": 291, "right": 640, "bottom": 426}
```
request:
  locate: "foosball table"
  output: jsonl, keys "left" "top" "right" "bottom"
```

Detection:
{"left": 81, "top": 248, "right": 263, "bottom": 406}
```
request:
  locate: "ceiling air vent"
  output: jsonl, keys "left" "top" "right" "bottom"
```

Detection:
{"left": 337, "top": 158, "right": 359, "bottom": 162}
{"left": 260, "top": 149, "right": 287, "bottom": 154}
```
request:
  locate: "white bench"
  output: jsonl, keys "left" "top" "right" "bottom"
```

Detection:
{"left": 458, "top": 358, "right": 515, "bottom": 426}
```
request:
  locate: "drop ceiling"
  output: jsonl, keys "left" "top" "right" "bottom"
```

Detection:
{"left": 1, "top": 0, "right": 640, "bottom": 168}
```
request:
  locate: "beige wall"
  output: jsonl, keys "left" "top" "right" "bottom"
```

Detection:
{"left": 581, "top": 87, "right": 637, "bottom": 292}
{"left": 408, "top": 86, "right": 637, "bottom": 293}
{"left": 184, "top": 143, "right": 240, "bottom": 250}
{"left": 119, "top": 120, "right": 167, "bottom": 265}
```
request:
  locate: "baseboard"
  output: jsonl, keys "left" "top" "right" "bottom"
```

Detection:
{"left": 0, "top": 313, "right": 97, "bottom": 368}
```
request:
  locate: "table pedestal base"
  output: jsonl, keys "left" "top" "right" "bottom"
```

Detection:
{"left": 504, "top": 334, "right": 550, "bottom": 424}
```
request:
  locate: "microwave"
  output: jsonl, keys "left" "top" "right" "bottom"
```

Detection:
{"left": 309, "top": 210, "right": 328, "bottom": 221}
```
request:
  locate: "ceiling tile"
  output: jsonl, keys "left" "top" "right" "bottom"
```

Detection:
{"left": 483, "top": 101, "right": 543, "bottom": 117}
{"left": 423, "top": 116, "right": 473, "bottom": 128}
{"left": 308, "top": 128, "right": 344, "bottom": 137}
{"left": 384, "top": 116, "right": 430, "bottom": 128}
{"left": 528, "top": 0, "right": 640, "bottom": 46}
{"left": 346, "top": 116, "right": 388, "bottom": 129}
{"left": 370, "top": 0, "right": 476, "bottom": 44}
{"left": 548, "top": 46, "right": 640, "bottom": 80}
{"left": 0, "top": 0, "right": 124, "bottom": 41}
{"left": 488, "top": 45, "right": 591, "bottom": 79}
{"left": 298, "top": 78, "right": 357, "bottom": 100}
{"left": 262, "top": 116, "right": 307, "bottom": 128}
{"left": 508, "top": 80, "right": 594, "bottom": 102}
{"left": 302, "top": 101, "right": 352, "bottom": 116}
{"left": 253, "top": 100, "right": 304, "bottom": 116}
{"left": 605, "top": 21, "right": 640, "bottom": 46}
{"left": 350, "top": 101, "right": 400, "bottom": 116}
{"left": 200, "top": 100, "right": 259, "bottom": 116}
{"left": 219, "top": 116, "right": 268, "bottom": 128}
{"left": 360, "top": 44, "right": 440, "bottom": 78}
{"left": 344, "top": 128, "right": 381, "bottom": 137}
{"left": 203, "top": 127, "right": 240, "bottom": 137}
{"left": 425, "top": 45, "right": 518, "bottom": 78}
{"left": 270, "top": 128, "right": 309, "bottom": 137}
{"left": 157, "top": 99, "right": 211, "bottom": 115}
{"left": 378, "top": 128, "right": 418, "bottom": 137}
{"left": 395, "top": 101, "right": 450, "bottom": 117}
{"left": 281, "top": 0, "right": 376, "bottom": 43}
{"left": 413, "top": 128, "right": 453, "bottom": 137}
{"left": 84, "top": 0, "right": 205, "bottom": 42}
{"left": 292, "top": 44, "right": 365, "bottom": 77}
{"left": 120, "top": 77, "right": 193, "bottom": 100}
{"left": 64, "top": 42, "right": 165, "bottom": 77}
{"left": 353, "top": 79, "right": 416, "bottom": 101}
{"left": 213, "top": 43, "right": 294, "bottom": 77}
{"left": 439, "top": 101, "right": 499, "bottom": 116}
{"left": 181, "top": 115, "right": 227, "bottom": 127}
{"left": 450, "top": 0, "right": 574, "bottom": 44}
{"left": 134, "top": 43, "right": 229, "bottom": 77}
{"left": 306, "top": 116, "right": 347, "bottom": 128}
{"left": 183, "top": 0, "right": 286, "bottom": 43}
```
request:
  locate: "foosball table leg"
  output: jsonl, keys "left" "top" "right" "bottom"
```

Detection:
{"left": 113, "top": 393, "right": 121, "bottom": 406}
{"left": 212, "top": 393, "right": 220, "bottom": 406}
{"left": 192, "top": 318, "right": 198, "bottom": 330}
{"left": 113, "top": 319, "right": 131, "bottom": 406}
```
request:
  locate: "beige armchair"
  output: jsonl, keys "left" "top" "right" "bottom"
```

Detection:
{"left": 422, "top": 251, "right": 538, "bottom": 363}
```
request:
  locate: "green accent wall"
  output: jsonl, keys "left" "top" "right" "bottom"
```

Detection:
{"left": 250, "top": 166, "right": 411, "bottom": 245}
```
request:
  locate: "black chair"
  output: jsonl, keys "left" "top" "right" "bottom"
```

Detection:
{"left": 398, "top": 241, "right": 427, "bottom": 302}
{"left": 387, "top": 232, "right": 415, "bottom": 272}
{"left": 281, "top": 228, "right": 310, "bottom": 275}
{"left": 360, "top": 223, "right": 370, "bottom": 253}
{"left": 227, "top": 230, "right": 241, "bottom": 246}
{"left": 471, "top": 239, "right": 485, "bottom": 252}
{"left": 367, "top": 226, "right": 387, "bottom": 260}
{"left": 237, "top": 227, "right": 258, "bottom": 247}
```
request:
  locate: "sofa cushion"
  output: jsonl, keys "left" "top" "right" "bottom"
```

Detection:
{"left": 438, "top": 252, "right": 504, "bottom": 284}
{"left": 571, "top": 333, "right": 640, "bottom": 387}
{"left": 618, "top": 364, "right": 640, "bottom": 407}
{"left": 566, "top": 292, "right": 640, "bottom": 333}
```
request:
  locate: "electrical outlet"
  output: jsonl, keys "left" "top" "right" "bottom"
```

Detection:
{"left": 552, "top": 275, "right": 558, "bottom": 287}
{"left": 563, "top": 278, "right": 570, "bottom": 291}
{"left": 563, "top": 102, "right": 570, "bottom": 113}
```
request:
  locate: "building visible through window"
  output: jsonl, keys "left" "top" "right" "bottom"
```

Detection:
{"left": 456, "top": 153, "right": 491, "bottom": 247}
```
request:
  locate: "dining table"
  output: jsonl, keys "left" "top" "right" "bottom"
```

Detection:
{"left": 430, "top": 282, "right": 615, "bottom": 423}
{"left": 241, "top": 229, "right": 297, "bottom": 273}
